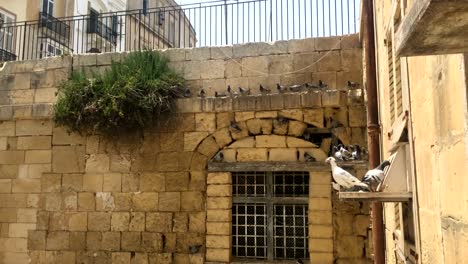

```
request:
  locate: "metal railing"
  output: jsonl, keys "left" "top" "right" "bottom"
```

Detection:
{"left": 0, "top": 0, "right": 360, "bottom": 62}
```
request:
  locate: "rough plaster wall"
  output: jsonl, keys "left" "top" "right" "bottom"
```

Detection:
{"left": 0, "top": 36, "right": 369, "bottom": 264}
{"left": 407, "top": 54, "right": 468, "bottom": 264}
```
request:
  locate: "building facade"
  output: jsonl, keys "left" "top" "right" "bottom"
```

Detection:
{"left": 371, "top": 0, "right": 468, "bottom": 263}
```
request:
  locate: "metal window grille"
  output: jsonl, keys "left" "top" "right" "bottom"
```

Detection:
{"left": 232, "top": 171, "right": 309, "bottom": 261}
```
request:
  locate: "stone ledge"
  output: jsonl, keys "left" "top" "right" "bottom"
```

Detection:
{"left": 176, "top": 90, "right": 350, "bottom": 113}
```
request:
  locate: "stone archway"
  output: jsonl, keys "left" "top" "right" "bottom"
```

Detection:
{"left": 190, "top": 114, "right": 334, "bottom": 263}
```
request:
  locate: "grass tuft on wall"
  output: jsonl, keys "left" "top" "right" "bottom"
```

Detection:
{"left": 54, "top": 50, "right": 185, "bottom": 134}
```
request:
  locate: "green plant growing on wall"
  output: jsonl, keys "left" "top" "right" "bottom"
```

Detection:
{"left": 54, "top": 50, "right": 185, "bottom": 134}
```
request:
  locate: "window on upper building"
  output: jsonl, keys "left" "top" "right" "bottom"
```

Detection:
{"left": 42, "top": 0, "right": 54, "bottom": 15}
{"left": 0, "top": 9, "right": 16, "bottom": 55}
{"left": 232, "top": 171, "right": 309, "bottom": 261}
{"left": 143, "top": 0, "right": 148, "bottom": 15}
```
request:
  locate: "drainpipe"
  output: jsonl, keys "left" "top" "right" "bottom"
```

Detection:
{"left": 363, "top": 1, "right": 385, "bottom": 264}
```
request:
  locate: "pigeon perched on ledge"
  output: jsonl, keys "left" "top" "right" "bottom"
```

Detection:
{"left": 325, "top": 157, "right": 369, "bottom": 191}
{"left": 363, "top": 160, "right": 391, "bottom": 191}
{"left": 259, "top": 84, "right": 271, "bottom": 93}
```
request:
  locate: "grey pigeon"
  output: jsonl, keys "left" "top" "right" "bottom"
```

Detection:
{"left": 276, "top": 117, "right": 289, "bottom": 124}
{"left": 212, "top": 151, "right": 224, "bottom": 162}
{"left": 276, "top": 83, "right": 286, "bottom": 93}
{"left": 198, "top": 89, "right": 206, "bottom": 98}
{"left": 289, "top": 84, "right": 303, "bottom": 92}
{"left": 303, "top": 132, "right": 311, "bottom": 141}
{"left": 296, "top": 259, "right": 304, "bottom": 264}
{"left": 325, "top": 157, "right": 369, "bottom": 191}
{"left": 230, "top": 121, "right": 242, "bottom": 132}
{"left": 347, "top": 80, "right": 359, "bottom": 88}
{"left": 227, "top": 85, "right": 238, "bottom": 96}
{"left": 239, "top": 86, "right": 251, "bottom": 95}
{"left": 189, "top": 244, "right": 202, "bottom": 254}
{"left": 304, "top": 152, "right": 316, "bottom": 162}
{"left": 183, "top": 89, "right": 192, "bottom": 98}
{"left": 318, "top": 80, "right": 328, "bottom": 88}
{"left": 215, "top": 91, "right": 227, "bottom": 97}
{"left": 259, "top": 84, "right": 271, "bottom": 93}
{"left": 305, "top": 82, "right": 320, "bottom": 89}
{"left": 362, "top": 160, "right": 391, "bottom": 191}
{"left": 350, "top": 145, "right": 362, "bottom": 160}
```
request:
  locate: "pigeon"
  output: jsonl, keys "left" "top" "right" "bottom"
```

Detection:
{"left": 333, "top": 145, "right": 351, "bottom": 161}
{"left": 304, "top": 152, "right": 316, "bottom": 162}
{"left": 189, "top": 244, "right": 202, "bottom": 254}
{"left": 325, "top": 157, "right": 369, "bottom": 191}
{"left": 347, "top": 80, "right": 359, "bottom": 88}
{"left": 362, "top": 160, "right": 391, "bottom": 191}
{"left": 183, "top": 88, "right": 192, "bottom": 98}
{"left": 303, "top": 132, "right": 311, "bottom": 141}
{"left": 198, "top": 89, "right": 206, "bottom": 98}
{"left": 239, "top": 87, "right": 251, "bottom": 95}
{"left": 227, "top": 85, "right": 236, "bottom": 95}
{"left": 305, "top": 82, "right": 319, "bottom": 89}
{"left": 350, "top": 145, "right": 362, "bottom": 160}
{"left": 212, "top": 151, "right": 224, "bottom": 162}
{"left": 215, "top": 91, "right": 227, "bottom": 97}
{"left": 259, "top": 84, "right": 271, "bottom": 93}
{"left": 332, "top": 182, "right": 341, "bottom": 191}
{"left": 296, "top": 259, "right": 304, "bottom": 264}
{"left": 229, "top": 121, "right": 242, "bottom": 132}
{"left": 289, "top": 84, "right": 303, "bottom": 92}
{"left": 276, "top": 116, "right": 289, "bottom": 124}
{"left": 318, "top": 80, "right": 328, "bottom": 88}
{"left": 276, "top": 83, "right": 287, "bottom": 93}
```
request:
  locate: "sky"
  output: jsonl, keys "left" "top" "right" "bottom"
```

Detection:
{"left": 174, "top": 0, "right": 361, "bottom": 47}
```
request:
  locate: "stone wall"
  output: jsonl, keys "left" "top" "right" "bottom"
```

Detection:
{"left": 374, "top": 1, "right": 468, "bottom": 263}
{"left": 0, "top": 35, "right": 371, "bottom": 264}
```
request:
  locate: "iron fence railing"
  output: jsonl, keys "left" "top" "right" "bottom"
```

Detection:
{"left": 0, "top": 0, "right": 360, "bottom": 62}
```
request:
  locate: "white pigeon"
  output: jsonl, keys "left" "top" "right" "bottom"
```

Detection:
{"left": 325, "top": 157, "right": 369, "bottom": 191}
{"left": 362, "top": 160, "right": 391, "bottom": 191}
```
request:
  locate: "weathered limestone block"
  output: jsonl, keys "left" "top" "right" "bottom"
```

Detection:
{"left": 273, "top": 119, "right": 288, "bottom": 135}
{"left": 0, "top": 121, "right": 15, "bottom": 137}
{"left": 190, "top": 152, "right": 208, "bottom": 171}
{"left": 52, "top": 128, "right": 83, "bottom": 146}
{"left": 324, "top": 107, "right": 348, "bottom": 127}
{"left": 40, "top": 173, "right": 61, "bottom": 192}
{"left": 197, "top": 136, "right": 220, "bottom": 158}
{"left": 288, "top": 121, "right": 308, "bottom": 137}
{"left": 212, "top": 46, "right": 233, "bottom": 59}
{"left": 184, "top": 132, "right": 209, "bottom": 151}
{"left": 310, "top": 171, "right": 331, "bottom": 186}
{"left": 354, "top": 215, "right": 370, "bottom": 236}
{"left": 303, "top": 109, "right": 325, "bottom": 128}
{"left": 88, "top": 212, "right": 110, "bottom": 231}
{"left": 309, "top": 225, "right": 333, "bottom": 239}
{"left": 146, "top": 212, "right": 172, "bottom": 232}
{"left": 317, "top": 50, "right": 341, "bottom": 72}
{"left": 28, "top": 230, "right": 46, "bottom": 250}
{"left": 269, "top": 148, "right": 298, "bottom": 161}
{"left": 109, "top": 154, "right": 131, "bottom": 173}
{"left": 207, "top": 197, "right": 231, "bottom": 210}
{"left": 336, "top": 235, "right": 365, "bottom": 258}
{"left": 309, "top": 211, "right": 333, "bottom": 225}
{"left": 181, "top": 191, "right": 204, "bottom": 211}
{"left": 195, "top": 113, "right": 216, "bottom": 132}
{"left": 0, "top": 179, "right": 11, "bottom": 192}
{"left": 186, "top": 47, "right": 211, "bottom": 61}
{"left": 101, "top": 232, "right": 121, "bottom": 251}
{"left": 85, "top": 154, "right": 110, "bottom": 173}
{"left": 160, "top": 133, "right": 183, "bottom": 152}
{"left": 241, "top": 56, "right": 269, "bottom": 77}
{"left": 142, "top": 232, "right": 163, "bottom": 252}
{"left": 200, "top": 60, "right": 225, "bottom": 79}
{"left": 10, "top": 89, "right": 34, "bottom": 104}
{"left": 206, "top": 235, "right": 230, "bottom": 249}
{"left": 255, "top": 111, "right": 277, "bottom": 119}
{"left": 216, "top": 112, "right": 234, "bottom": 129}
{"left": 12, "top": 178, "right": 41, "bottom": 193}
{"left": 16, "top": 120, "right": 52, "bottom": 136}
{"left": 270, "top": 94, "right": 285, "bottom": 110}
{"left": 207, "top": 222, "right": 231, "bottom": 235}
{"left": 233, "top": 96, "right": 256, "bottom": 111}
{"left": 207, "top": 184, "right": 232, "bottom": 197}
{"left": 322, "top": 90, "right": 348, "bottom": 107}
{"left": 46, "top": 231, "right": 70, "bottom": 250}
{"left": 68, "top": 212, "right": 87, "bottom": 231}
{"left": 32, "top": 104, "right": 54, "bottom": 118}
{"left": 256, "top": 135, "right": 286, "bottom": 148}
{"left": 111, "top": 212, "right": 130, "bottom": 231}
{"left": 335, "top": 214, "right": 354, "bottom": 235}
{"left": 349, "top": 105, "right": 367, "bottom": 127}
{"left": 351, "top": 128, "right": 367, "bottom": 147}
{"left": 212, "top": 128, "right": 233, "bottom": 148}
{"left": 82, "top": 173, "right": 103, "bottom": 192}
{"left": 132, "top": 192, "right": 158, "bottom": 211}
{"left": 236, "top": 148, "right": 268, "bottom": 161}
{"left": 246, "top": 119, "right": 273, "bottom": 135}
{"left": 172, "top": 213, "right": 188, "bottom": 233}
{"left": 287, "top": 137, "right": 318, "bottom": 148}
{"left": 301, "top": 92, "right": 322, "bottom": 108}
{"left": 158, "top": 192, "right": 181, "bottom": 212}
{"left": 298, "top": 148, "right": 328, "bottom": 162}
{"left": 139, "top": 172, "right": 165, "bottom": 192}
{"left": 206, "top": 248, "right": 231, "bottom": 262}
{"left": 121, "top": 231, "right": 142, "bottom": 251}
{"left": 129, "top": 212, "right": 145, "bottom": 232}
{"left": 332, "top": 127, "right": 351, "bottom": 145}
{"left": 52, "top": 146, "right": 85, "bottom": 173}
{"left": 341, "top": 49, "right": 362, "bottom": 72}
{"left": 164, "top": 48, "right": 186, "bottom": 61}
{"left": 228, "top": 137, "right": 255, "bottom": 148}
{"left": 320, "top": 137, "right": 332, "bottom": 154}
{"left": 230, "top": 121, "right": 249, "bottom": 140}
{"left": 189, "top": 212, "right": 206, "bottom": 233}
{"left": 279, "top": 109, "right": 303, "bottom": 121}
{"left": 207, "top": 172, "right": 231, "bottom": 184}
{"left": 112, "top": 252, "right": 131, "bottom": 264}
{"left": 0, "top": 106, "right": 13, "bottom": 120}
